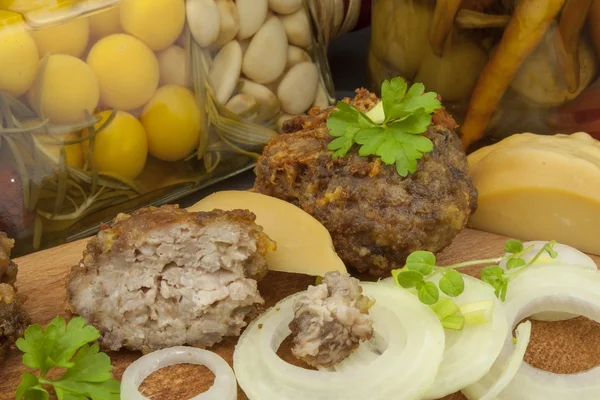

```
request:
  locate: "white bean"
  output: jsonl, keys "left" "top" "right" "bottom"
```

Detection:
{"left": 268, "top": 0, "right": 302, "bottom": 14}
{"left": 239, "top": 38, "right": 250, "bottom": 55}
{"left": 280, "top": 8, "right": 312, "bottom": 48}
{"left": 236, "top": 0, "right": 268, "bottom": 40}
{"left": 226, "top": 93, "right": 258, "bottom": 115}
{"left": 312, "top": 81, "right": 330, "bottom": 108}
{"left": 157, "top": 45, "right": 190, "bottom": 87}
{"left": 239, "top": 78, "right": 281, "bottom": 121}
{"left": 277, "top": 62, "right": 319, "bottom": 114}
{"left": 186, "top": 0, "right": 220, "bottom": 47}
{"left": 213, "top": 0, "right": 240, "bottom": 48}
{"left": 242, "top": 16, "right": 288, "bottom": 84}
{"left": 287, "top": 45, "right": 312, "bottom": 69}
{"left": 209, "top": 40, "right": 242, "bottom": 104}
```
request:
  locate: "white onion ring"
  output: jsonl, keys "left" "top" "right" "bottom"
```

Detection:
{"left": 120, "top": 346, "right": 237, "bottom": 400}
{"left": 463, "top": 264, "right": 600, "bottom": 399}
{"left": 382, "top": 275, "right": 509, "bottom": 398}
{"left": 233, "top": 282, "right": 445, "bottom": 400}
{"left": 499, "top": 241, "right": 597, "bottom": 321}
{"left": 422, "top": 275, "right": 509, "bottom": 399}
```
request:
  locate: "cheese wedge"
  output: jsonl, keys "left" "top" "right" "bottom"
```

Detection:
{"left": 188, "top": 190, "right": 347, "bottom": 276}
{"left": 468, "top": 132, "right": 600, "bottom": 256}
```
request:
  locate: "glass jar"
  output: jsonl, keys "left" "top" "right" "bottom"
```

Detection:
{"left": 0, "top": 0, "right": 357, "bottom": 256}
{"left": 369, "top": 0, "right": 600, "bottom": 150}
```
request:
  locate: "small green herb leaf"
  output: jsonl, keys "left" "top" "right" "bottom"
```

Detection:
{"left": 506, "top": 257, "right": 526, "bottom": 270}
{"left": 16, "top": 323, "right": 58, "bottom": 376}
{"left": 405, "top": 251, "right": 436, "bottom": 275}
{"left": 499, "top": 281, "right": 509, "bottom": 301}
{"left": 401, "top": 82, "right": 442, "bottom": 114}
{"left": 481, "top": 265, "right": 507, "bottom": 298}
{"left": 326, "top": 102, "right": 365, "bottom": 158}
{"left": 439, "top": 270, "right": 465, "bottom": 297}
{"left": 418, "top": 282, "right": 440, "bottom": 305}
{"left": 504, "top": 239, "right": 524, "bottom": 254}
{"left": 395, "top": 270, "right": 424, "bottom": 288}
{"left": 16, "top": 317, "right": 120, "bottom": 399}
{"left": 381, "top": 78, "right": 408, "bottom": 122}
{"left": 52, "top": 317, "right": 100, "bottom": 369}
{"left": 16, "top": 373, "right": 49, "bottom": 400}
{"left": 326, "top": 77, "right": 442, "bottom": 177}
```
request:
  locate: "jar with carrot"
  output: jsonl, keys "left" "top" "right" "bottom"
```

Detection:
{"left": 369, "top": 0, "right": 600, "bottom": 150}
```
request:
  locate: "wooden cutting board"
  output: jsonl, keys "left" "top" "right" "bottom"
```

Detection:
{"left": 2, "top": 228, "right": 600, "bottom": 400}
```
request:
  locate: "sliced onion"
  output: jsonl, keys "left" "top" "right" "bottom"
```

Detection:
{"left": 499, "top": 241, "right": 597, "bottom": 271}
{"left": 422, "top": 274, "right": 509, "bottom": 399}
{"left": 330, "top": 333, "right": 389, "bottom": 372}
{"left": 120, "top": 346, "right": 237, "bottom": 400}
{"left": 463, "top": 264, "right": 600, "bottom": 400}
{"left": 499, "top": 241, "right": 597, "bottom": 321}
{"left": 233, "top": 282, "right": 445, "bottom": 400}
{"left": 462, "top": 321, "right": 532, "bottom": 400}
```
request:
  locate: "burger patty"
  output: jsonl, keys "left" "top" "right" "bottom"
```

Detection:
{"left": 254, "top": 89, "right": 478, "bottom": 276}
{"left": 66, "top": 205, "right": 274, "bottom": 352}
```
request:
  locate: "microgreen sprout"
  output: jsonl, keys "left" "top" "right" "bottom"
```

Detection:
{"left": 391, "top": 239, "right": 558, "bottom": 330}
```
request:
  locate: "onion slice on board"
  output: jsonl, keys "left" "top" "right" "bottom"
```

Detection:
{"left": 499, "top": 241, "right": 597, "bottom": 321}
{"left": 382, "top": 275, "right": 509, "bottom": 399}
{"left": 463, "top": 264, "right": 600, "bottom": 400}
{"left": 422, "top": 274, "right": 509, "bottom": 399}
{"left": 233, "top": 282, "right": 445, "bottom": 400}
{"left": 120, "top": 346, "right": 237, "bottom": 400}
{"left": 463, "top": 321, "right": 532, "bottom": 400}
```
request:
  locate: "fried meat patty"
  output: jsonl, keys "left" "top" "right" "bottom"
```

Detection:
{"left": 254, "top": 89, "right": 477, "bottom": 276}
{"left": 66, "top": 205, "right": 274, "bottom": 352}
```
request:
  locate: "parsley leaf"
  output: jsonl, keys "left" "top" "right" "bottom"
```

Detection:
{"left": 381, "top": 78, "right": 408, "bottom": 122}
{"left": 326, "top": 77, "right": 442, "bottom": 177}
{"left": 16, "top": 373, "right": 48, "bottom": 400}
{"left": 16, "top": 317, "right": 120, "bottom": 400}
{"left": 401, "top": 82, "right": 441, "bottom": 114}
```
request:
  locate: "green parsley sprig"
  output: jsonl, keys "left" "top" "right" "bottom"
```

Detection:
{"left": 16, "top": 316, "right": 120, "bottom": 400}
{"left": 391, "top": 239, "right": 558, "bottom": 329}
{"left": 326, "top": 77, "right": 442, "bottom": 177}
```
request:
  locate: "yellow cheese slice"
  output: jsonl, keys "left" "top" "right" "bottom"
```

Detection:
{"left": 468, "top": 132, "right": 600, "bottom": 256}
{"left": 187, "top": 190, "right": 347, "bottom": 276}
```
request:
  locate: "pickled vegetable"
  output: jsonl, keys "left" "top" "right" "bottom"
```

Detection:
{"left": 0, "top": 0, "right": 342, "bottom": 255}
{"left": 510, "top": 27, "right": 597, "bottom": 108}
{"left": 0, "top": 12, "right": 38, "bottom": 96}
{"left": 370, "top": 0, "right": 599, "bottom": 149}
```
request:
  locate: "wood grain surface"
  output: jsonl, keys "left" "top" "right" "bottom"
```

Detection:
{"left": 3, "top": 228, "right": 600, "bottom": 400}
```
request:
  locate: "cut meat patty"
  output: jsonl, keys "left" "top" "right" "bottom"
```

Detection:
{"left": 66, "top": 205, "right": 274, "bottom": 352}
{"left": 289, "top": 271, "right": 374, "bottom": 368}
